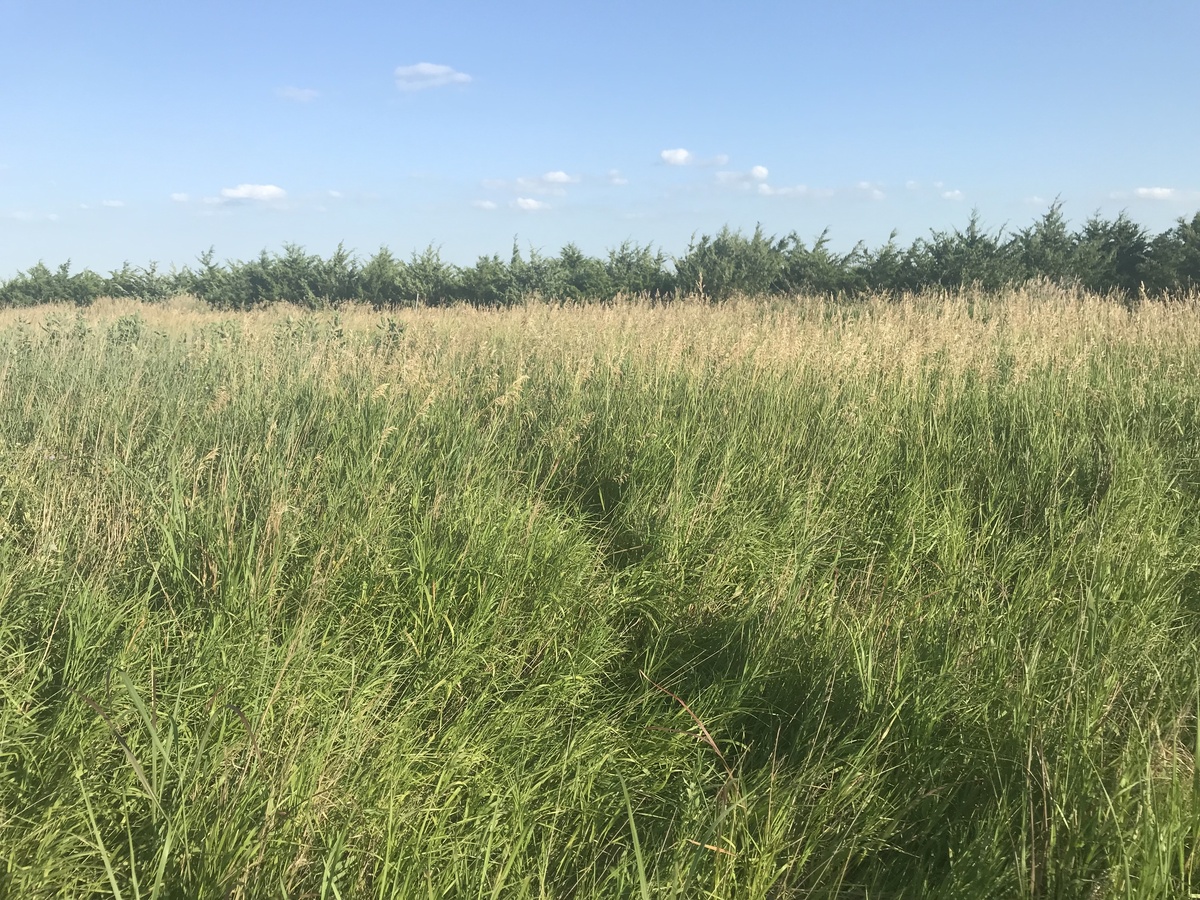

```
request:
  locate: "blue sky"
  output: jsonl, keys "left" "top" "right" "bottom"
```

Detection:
{"left": 1, "top": 0, "right": 1197, "bottom": 277}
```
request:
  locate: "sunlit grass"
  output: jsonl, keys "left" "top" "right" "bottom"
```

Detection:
{"left": 1, "top": 287, "right": 1198, "bottom": 898}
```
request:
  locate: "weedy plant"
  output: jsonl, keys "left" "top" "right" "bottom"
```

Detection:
{"left": 0, "top": 289, "right": 1197, "bottom": 898}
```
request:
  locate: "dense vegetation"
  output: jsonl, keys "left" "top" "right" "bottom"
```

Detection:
{"left": 2, "top": 204, "right": 1199, "bottom": 309}
{"left": 1, "top": 292, "right": 1197, "bottom": 898}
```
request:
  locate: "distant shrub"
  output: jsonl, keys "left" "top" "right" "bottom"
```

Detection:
{"left": 605, "top": 241, "right": 674, "bottom": 298}
{"left": 104, "top": 262, "right": 176, "bottom": 303}
{"left": 359, "top": 247, "right": 412, "bottom": 309}
{"left": 777, "top": 230, "right": 867, "bottom": 296}
{"left": 1144, "top": 212, "right": 1200, "bottom": 296}
{"left": 1013, "top": 200, "right": 1075, "bottom": 285}
{"left": 556, "top": 243, "right": 612, "bottom": 302}
{"left": 1073, "top": 212, "right": 1151, "bottom": 297}
{"left": 674, "top": 225, "right": 782, "bottom": 301}
{"left": 0, "top": 261, "right": 104, "bottom": 307}
{"left": 4, "top": 204, "right": 1200, "bottom": 310}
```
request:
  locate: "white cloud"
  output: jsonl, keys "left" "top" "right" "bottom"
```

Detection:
{"left": 718, "top": 165, "right": 772, "bottom": 189}
{"left": 758, "top": 183, "right": 809, "bottom": 198}
{"left": 941, "top": 189, "right": 964, "bottom": 201}
{"left": 395, "top": 62, "right": 472, "bottom": 92}
{"left": 220, "top": 183, "right": 286, "bottom": 202}
{"left": 170, "top": 192, "right": 189, "bottom": 203}
{"left": 521, "top": 178, "right": 560, "bottom": 194}
{"left": 473, "top": 200, "right": 498, "bottom": 210}
{"left": 485, "top": 171, "right": 579, "bottom": 196}
{"left": 1136, "top": 186, "right": 1175, "bottom": 200}
{"left": 1024, "top": 195, "right": 1046, "bottom": 205}
{"left": 101, "top": 199, "right": 124, "bottom": 208}
{"left": 608, "top": 169, "right": 628, "bottom": 186}
{"left": 857, "top": 181, "right": 886, "bottom": 201}
{"left": 513, "top": 197, "right": 549, "bottom": 211}
{"left": 327, "top": 190, "right": 343, "bottom": 199}
{"left": 279, "top": 86, "right": 319, "bottom": 102}
{"left": 662, "top": 148, "right": 729, "bottom": 167}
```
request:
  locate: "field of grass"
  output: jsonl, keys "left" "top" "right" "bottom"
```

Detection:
{"left": 1, "top": 290, "right": 1198, "bottom": 898}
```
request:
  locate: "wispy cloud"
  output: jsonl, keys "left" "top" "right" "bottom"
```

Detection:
{"left": 473, "top": 200, "right": 498, "bottom": 210}
{"left": 717, "top": 165, "right": 771, "bottom": 189}
{"left": 8, "top": 210, "right": 59, "bottom": 222}
{"left": 395, "top": 62, "right": 472, "bottom": 92}
{"left": 1135, "top": 186, "right": 1175, "bottom": 200}
{"left": 278, "top": 86, "right": 320, "bottom": 102}
{"left": 220, "top": 184, "right": 286, "bottom": 202}
{"left": 941, "top": 189, "right": 964, "bottom": 201}
{"left": 757, "top": 183, "right": 809, "bottom": 198}
{"left": 607, "top": 169, "right": 628, "bottom": 186}
{"left": 180, "top": 184, "right": 286, "bottom": 207}
{"left": 513, "top": 197, "right": 549, "bottom": 211}
{"left": 661, "top": 148, "right": 729, "bottom": 167}
{"left": 101, "top": 199, "right": 124, "bottom": 208}
{"left": 483, "top": 170, "right": 578, "bottom": 197}
{"left": 857, "top": 181, "right": 886, "bottom": 201}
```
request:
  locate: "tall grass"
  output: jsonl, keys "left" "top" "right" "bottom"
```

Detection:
{"left": 1, "top": 288, "right": 1197, "bottom": 898}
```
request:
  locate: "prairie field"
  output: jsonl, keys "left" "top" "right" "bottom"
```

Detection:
{"left": 1, "top": 289, "right": 1198, "bottom": 898}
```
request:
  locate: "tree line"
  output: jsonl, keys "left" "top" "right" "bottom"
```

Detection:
{"left": 2, "top": 203, "right": 1198, "bottom": 309}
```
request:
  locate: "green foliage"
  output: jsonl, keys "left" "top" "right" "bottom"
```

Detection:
{"left": 183, "top": 244, "right": 363, "bottom": 309}
{"left": 674, "top": 224, "right": 783, "bottom": 300}
{"left": 459, "top": 253, "right": 517, "bottom": 307}
{"left": 1073, "top": 212, "right": 1151, "bottom": 297}
{"left": 104, "top": 262, "right": 177, "bottom": 303}
{"left": 557, "top": 242, "right": 612, "bottom": 301}
{"left": 605, "top": 240, "right": 673, "bottom": 297}
{"left": 405, "top": 245, "right": 460, "bottom": 306}
{"left": 1145, "top": 212, "right": 1200, "bottom": 295}
{"left": 1014, "top": 199, "right": 1075, "bottom": 283}
{"left": 918, "top": 210, "right": 1020, "bottom": 291}
{"left": 105, "top": 312, "right": 145, "bottom": 347}
{"left": 0, "top": 260, "right": 106, "bottom": 307}
{"left": 4, "top": 205, "right": 1200, "bottom": 310}
{"left": 506, "top": 241, "right": 562, "bottom": 301}
{"left": 777, "top": 229, "right": 867, "bottom": 295}
{"left": 358, "top": 247, "right": 411, "bottom": 308}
